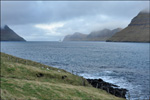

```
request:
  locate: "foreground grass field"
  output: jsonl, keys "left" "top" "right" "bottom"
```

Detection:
{"left": 0, "top": 52, "right": 125, "bottom": 100}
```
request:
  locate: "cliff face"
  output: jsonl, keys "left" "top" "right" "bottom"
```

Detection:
{"left": 107, "top": 12, "right": 150, "bottom": 42}
{"left": 1, "top": 25, "right": 26, "bottom": 41}
{"left": 63, "top": 28, "right": 122, "bottom": 41}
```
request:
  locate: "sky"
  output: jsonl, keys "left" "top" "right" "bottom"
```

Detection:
{"left": 1, "top": 1, "right": 149, "bottom": 41}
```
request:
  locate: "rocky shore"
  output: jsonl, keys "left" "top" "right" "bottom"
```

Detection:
{"left": 86, "top": 79, "right": 127, "bottom": 98}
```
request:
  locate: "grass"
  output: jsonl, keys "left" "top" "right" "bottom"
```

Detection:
{"left": 0, "top": 52, "right": 125, "bottom": 100}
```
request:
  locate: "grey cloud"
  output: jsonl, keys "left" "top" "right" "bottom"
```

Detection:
{"left": 2, "top": 1, "right": 149, "bottom": 25}
{"left": 1, "top": 1, "right": 149, "bottom": 41}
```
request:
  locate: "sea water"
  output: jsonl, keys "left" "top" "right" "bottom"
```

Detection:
{"left": 1, "top": 41, "right": 149, "bottom": 100}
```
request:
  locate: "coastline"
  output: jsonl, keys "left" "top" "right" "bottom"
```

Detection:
{"left": 1, "top": 52, "right": 127, "bottom": 99}
{"left": 86, "top": 79, "right": 127, "bottom": 98}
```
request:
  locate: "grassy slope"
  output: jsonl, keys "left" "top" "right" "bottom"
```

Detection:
{"left": 0, "top": 52, "right": 125, "bottom": 100}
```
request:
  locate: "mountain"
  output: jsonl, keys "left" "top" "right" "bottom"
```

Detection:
{"left": 63, "top": 28, "right": 122, "bottom": 41}
{"left": 1, "top": 25, "right": 26, "bottom": 41}
{"left": 107, "top": 11, "right": 150, "bottom": 42}
{"left": 86, "top": 28, "right": 122, "bottom": 41}
{"left": 63, "top": 32, "right": 87, "bottom": 41}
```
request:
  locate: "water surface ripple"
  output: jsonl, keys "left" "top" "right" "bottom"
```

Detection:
{"left": 1, "top": 41, "right": 149, "bottom": 100}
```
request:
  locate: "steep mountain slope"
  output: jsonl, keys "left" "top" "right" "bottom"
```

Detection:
{"left": 1, "top": 25, "right": 26, "bottom": 41}
{"left": 107, "top": 11, "right": 150, "bottom": 42}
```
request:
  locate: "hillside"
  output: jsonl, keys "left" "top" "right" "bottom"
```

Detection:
{"left": 0, "top": 25, "right": 26, "bottom": 41}
{"left": 63, "top": 28, "right": 122, "bottom": 41}
{"left": 0, "top": 52, "right": 125, "bottom": 100}
{"left": 107, "top": 11, "right": 150, "bottom": 42}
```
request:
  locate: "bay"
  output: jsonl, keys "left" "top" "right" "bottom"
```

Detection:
{"left": 1, "top": 41, "right": 149, "bottom": 100}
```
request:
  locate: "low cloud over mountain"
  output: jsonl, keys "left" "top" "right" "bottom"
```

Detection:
{"left": 63, "top": 28, "right": 122, "bottom": 41}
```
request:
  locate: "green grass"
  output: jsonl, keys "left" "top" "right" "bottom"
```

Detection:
{"left": 0, "top": 52, "right": 125, "bottom": 100}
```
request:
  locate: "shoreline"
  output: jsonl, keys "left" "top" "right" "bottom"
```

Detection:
{"left": 71, "top": 71, "right": 128, "bottom": 98}
{"left": 1, "top": 52, "right": 127, "bottom": 99}
{"left": 86, "top": 78, "right": 127, "bottom": 98}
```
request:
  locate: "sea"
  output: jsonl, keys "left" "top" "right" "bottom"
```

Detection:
{"left": 1, "top": 41, "right": 150, "bottom": 100}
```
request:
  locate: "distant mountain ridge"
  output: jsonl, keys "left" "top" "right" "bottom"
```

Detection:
{"left": 63, "top": 28, "right": 122, "bottom": 41}
{"left": 1, "top": 25, "right": 26, "bottom": 41}
{"left": 86, "top": 28, "right": 122, "bottom": 41}
{"left": 107, "top": 11, "right": 150, "bottom": 42}
{"left": 63, "top": 32, "right": 87, "bottom": 41}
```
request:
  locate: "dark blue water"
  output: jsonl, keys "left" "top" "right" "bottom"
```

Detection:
{"left": 1, "top": 41, "right": 150, "bottom": 100}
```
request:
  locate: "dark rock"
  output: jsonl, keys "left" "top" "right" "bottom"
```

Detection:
{"left": 62, "top": 75, "right": 67, "bottom": 79}
{"left": 86, "top": 78, "right": 127, "bottom": 98}
{"left": 36, "top": 73, "right": 44, "bottom": 77}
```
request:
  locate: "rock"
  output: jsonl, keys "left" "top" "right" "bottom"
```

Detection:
{"left": 58, "top": 70, "right": 61, "bottom": 72}
{"left": 62, "top": 75, "right": 67, "bottom": 79}
{"left": 36, "top": 73, "right": 44, "bottom": 77}
{"left": 46, "top": 68, "right": 49, "bottom": 70}
{"left": 86, "top": 78, "right": 127, "bottom": 98}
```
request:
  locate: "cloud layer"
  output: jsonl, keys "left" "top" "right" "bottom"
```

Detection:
{"left": 1, "top": 1, "right": 149, "bottom": 41}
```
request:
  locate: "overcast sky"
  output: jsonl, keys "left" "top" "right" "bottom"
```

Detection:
{"left": 1, "top": 1, "right": 149, "bottom": 41}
